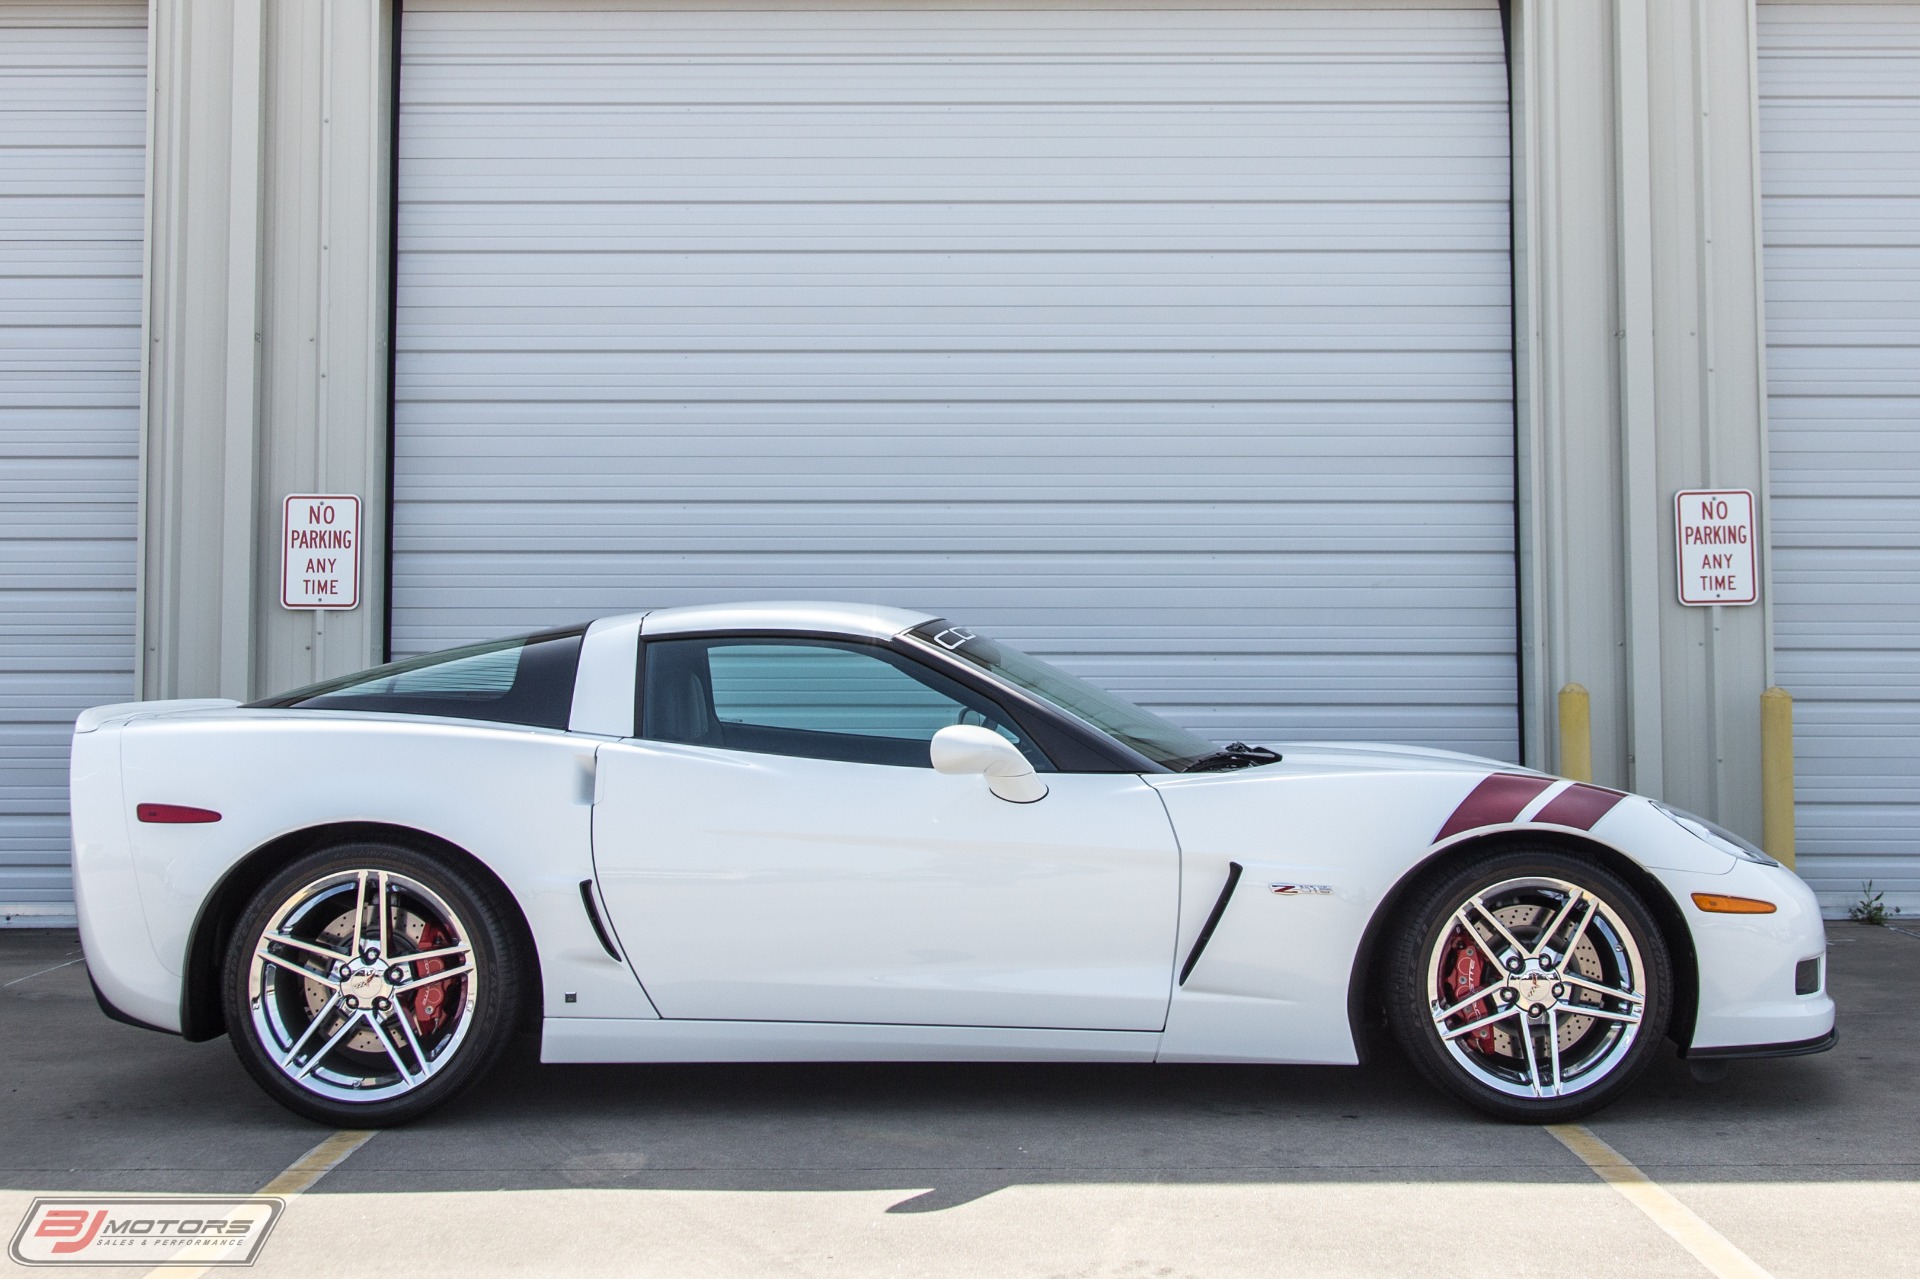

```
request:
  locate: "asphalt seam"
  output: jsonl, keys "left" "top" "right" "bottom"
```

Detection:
{"left": 2, "top": 957, "right": 84, "bottom": 988}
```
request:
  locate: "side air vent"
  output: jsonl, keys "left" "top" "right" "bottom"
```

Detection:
{"left": 578, "top": 880, "right": 622, "bottom": 962}
{"left": 1178, "top": 862, "right": 1243, "bottom": 986}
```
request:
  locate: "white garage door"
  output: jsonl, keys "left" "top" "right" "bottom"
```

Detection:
{"left": 0, "top": 7, "right": 146, "bottom": 925}
{"left": 394, "top": 0, "right": 1517, "bottom": 757}
{"left": 1760, "top": 3, "right": 1920, "bottom": 912}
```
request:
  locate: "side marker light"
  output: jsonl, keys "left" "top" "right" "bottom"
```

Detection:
{"left": 1690, "top": 892, "right": 1776, "bottom": 915}
{"left": 136, "top": 803, "right": 221, "bottom": 824}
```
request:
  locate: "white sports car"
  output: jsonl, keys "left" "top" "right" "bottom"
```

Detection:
{"left": 71, "top": 602, "right": 1834, "bottom": 1126}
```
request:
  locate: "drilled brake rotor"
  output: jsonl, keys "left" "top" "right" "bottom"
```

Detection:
{"left": 305, "top": 910, "right": 430, "bottom": 1053}
{"left": 1483, "top": 902, "right": 1604, "bottom": 1056}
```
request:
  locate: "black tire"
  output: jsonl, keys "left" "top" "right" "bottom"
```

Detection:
{"left": 1386, "top": 846, "right": 1672, "bottom": 1122}
{"left": 223, "top": 841, "right": 524, "bottom": 1126}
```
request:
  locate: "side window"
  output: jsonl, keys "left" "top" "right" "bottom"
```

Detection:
{"left": 249, "top": 630, "right": 585, "bottom": 730}
{"left": 641, "top": 638, "right": 1044, "bottom": 769}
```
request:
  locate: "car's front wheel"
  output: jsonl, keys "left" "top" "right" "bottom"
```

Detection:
{"left": 223, "top": 842, "right": 523, "bottom": 1126}
{"left": 1386, "top": 846, "right": 1672, "bottom": 1122}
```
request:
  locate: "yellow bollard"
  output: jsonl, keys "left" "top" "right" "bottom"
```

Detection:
{"left": 1558, "top": 683, "right": 1592, "bottom": 783}
{"left": 1762, "top": 686, "right": 1796, "bottom": 870}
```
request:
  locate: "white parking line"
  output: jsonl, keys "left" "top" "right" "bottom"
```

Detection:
{"left": 143, "top": 1129, "right": 376, "bottom": 1278}
{"left": 1548, "top": 1123, "right": 1774, "bottom": 1279}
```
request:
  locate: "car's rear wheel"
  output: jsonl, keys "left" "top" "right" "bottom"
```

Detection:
{"left": 223, "top": 842, "right": 522, "bottom": 1126}
{"left": 1386, "top": 846, "right": 1671, "bottom": 1122}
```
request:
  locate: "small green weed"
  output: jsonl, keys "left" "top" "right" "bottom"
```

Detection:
{"left": 1848, "top": 881, "right": 1904, "bottom": 926}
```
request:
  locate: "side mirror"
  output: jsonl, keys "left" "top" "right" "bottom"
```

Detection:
{"left": 930, "top": 725, "right": 1048, "bottom": 804}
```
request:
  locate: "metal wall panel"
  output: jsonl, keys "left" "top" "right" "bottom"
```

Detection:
{"left": 0, "top": 9, "right": 145, "bottom": 923}
{"left": 393, "top": 1, "right": 1517, "bottom": 756}
{"left": 1760, "top": 3, "right": 1920, "bottom": 909}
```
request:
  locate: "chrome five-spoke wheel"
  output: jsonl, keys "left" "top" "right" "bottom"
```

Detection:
{"left": 1389, "top": 848, "right": 1671, "bottom": 1121}
{"left": 1427, "top": 876, "right": 1646, "bottom": 1099}
{"left": 225, "top": 844, "right": 521, "bottom": 1126}
{"left": 250, "top": 868, "right": 477, "bottom": 1102}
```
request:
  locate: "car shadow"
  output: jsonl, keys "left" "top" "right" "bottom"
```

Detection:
{"left": 312, "top": 1026, "right": 1870, "bottom": 1209}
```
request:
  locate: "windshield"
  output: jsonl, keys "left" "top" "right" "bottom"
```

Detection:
{"left": 909, "top": 621, "right": 1218, "bottom": 769}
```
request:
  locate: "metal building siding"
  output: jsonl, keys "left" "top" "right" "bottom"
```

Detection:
{"left": 393, "top": 1, "right": 1518, "bottom": 756}
{"left": 0, "top": 12, "right": 145, "bottom": 923}
{"left": 1760, "top": 4, "right": 1920, "bottom": 907}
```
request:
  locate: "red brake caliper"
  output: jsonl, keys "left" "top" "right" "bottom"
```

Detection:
{"left": 1445, "top": 930, "right": 1497, "bottom": 1054}
{"left": 408, "top": 921, "right": 453, "bottom": 1039}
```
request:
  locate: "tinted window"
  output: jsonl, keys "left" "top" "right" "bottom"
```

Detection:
{"left": 642, "top": 637, "right": 1044, "bottom": 769}
{"left": 249, "top": 630, "right": 585, "bottom": 730}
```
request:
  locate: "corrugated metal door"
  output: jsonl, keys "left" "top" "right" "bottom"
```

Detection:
{"left": 393, "top": 0, "right": 1518, "bottom": 757}
{"left": 0, "top": 8, "right": 146, "bottom": 924}
{"left": 1760, "top": 3, "right": 1920, "bottom": 911}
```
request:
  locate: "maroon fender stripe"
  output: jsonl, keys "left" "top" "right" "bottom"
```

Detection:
{"left": 136, "top": 803, "right": 221, "bottom": 824}
{"left": 1533, "top": 782, "right": 1627, "bottom": 831}
{"left": 1434, "top": 773, "right": 1556, "bottom": 842}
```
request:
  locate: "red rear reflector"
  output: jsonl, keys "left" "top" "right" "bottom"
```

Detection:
{"left": 136, "top": 803, "right": 221, "bottom": 824}
{"left": 1691, "top": 892, "right": 1776, "bottom": 915}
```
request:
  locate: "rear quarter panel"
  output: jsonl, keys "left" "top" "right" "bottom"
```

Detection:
{"left": 107, "top": 712, "right": 654, "bottom": 1025}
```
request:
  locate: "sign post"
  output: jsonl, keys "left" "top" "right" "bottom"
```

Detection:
{"left": 281, "top": 494, "right": 361, "bottom": 610}
{"left": 1674, "top": 489, "right": 1757, "bottom": 606}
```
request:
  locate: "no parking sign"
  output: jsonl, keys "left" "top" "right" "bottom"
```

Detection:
{"left": 1675, "top": 489, "right": 1756, "bottom": 606}
{"left": 281, "top": 495, "right": 360, "bottom": 610}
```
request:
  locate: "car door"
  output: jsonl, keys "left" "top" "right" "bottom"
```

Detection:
{"left": 591, "top": 635, "right": 1181, "bottom": 1031}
